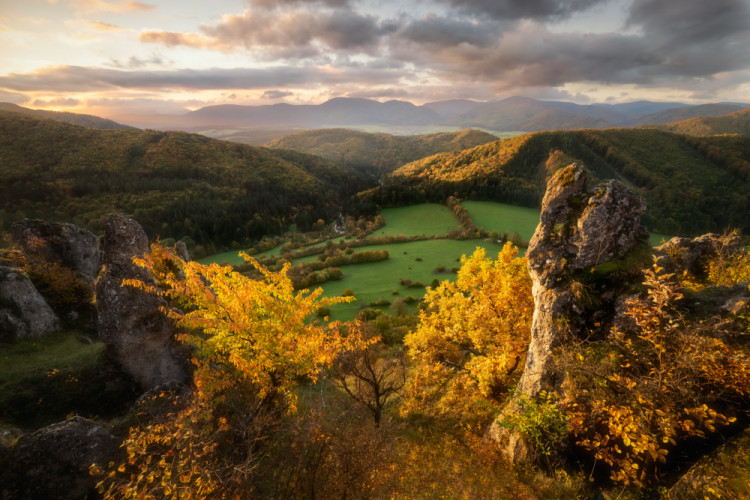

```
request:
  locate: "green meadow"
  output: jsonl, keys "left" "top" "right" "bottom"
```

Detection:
{"left": 372, "top": 204, "right": 461, "bottom": 237}
{"left": 314, "top": 239, "right": 504, "bottom": 320}
{"left": 199, "top": 243, "right": 284, "bottom": 266}
{"left": 461, "top": 201, "right": 540, "bottom": 242}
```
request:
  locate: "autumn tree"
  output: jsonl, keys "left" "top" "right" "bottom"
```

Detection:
{"left": 330, "top": 321, "right": 406, "bottom": 426}
{"left": 402, "top": 243, "right": 534, "bottom": 422}
{"left": 96, "top": 244, "right": 368, "bottom": 498}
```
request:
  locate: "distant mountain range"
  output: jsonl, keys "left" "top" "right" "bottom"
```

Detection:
{"left": 2, "top": 97, "right": 748, "bottom": 138}
{"left": 173, "top": 97, "right": 749, "bottom": 136}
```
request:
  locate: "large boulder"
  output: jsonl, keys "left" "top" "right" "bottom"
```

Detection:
{"left": 0, "top": 265, "right": 60, "bottom": 341}
{"left": 0, "top": 416, "right": 121, "bottom": 500}
{"left": 96, "top": 213, "right": 188, "bottom": 389}
{"left": 12, "top": 219, "right": 101, "bottom": 281}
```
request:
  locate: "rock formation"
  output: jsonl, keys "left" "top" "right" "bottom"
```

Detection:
{"left": 96, "top": 213, "right": 188, "bottom": 389}
{"left": 491, "top": 164, "right": 649, "bottom": 461}
{"left": 0, "top": 416, "right": 120, "bottom": 500}
{"left": 0, "top": 265, "right": 60, "bottom": 341}
{"left": 654, "top": 232, "right": 741, "bottom": 278}
{"left": 518, "top": 164, "right": 648, "bottom": 396}
{"left": 12, "top": 219, "right": 101, "bottom": 281}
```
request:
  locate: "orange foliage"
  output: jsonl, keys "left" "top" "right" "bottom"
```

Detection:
{"left": 97, "top": 244, "right": 369, "bottom": 498}
{"left": 402, "top": 243, "right": 533, "bottom": 422}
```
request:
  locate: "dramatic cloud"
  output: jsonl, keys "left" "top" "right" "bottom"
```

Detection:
{"left": 262, "top": 89, "right": 294, "bottom": 99}
{"left": 0, "top": 65, "right": 403, "bottom": 92}
{"left": 399, "top": 15, "right": 499, "bottom": 48}
{"left": 437, "top": 0, "right": 604, "bottom": 21}
{"left": 140, "top": 9, "right": 396, "bottom": 58}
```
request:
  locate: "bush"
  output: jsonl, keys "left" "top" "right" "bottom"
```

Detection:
{"left": 408, "top": 281, "right": 425, "bottom": 289}
{"left": 403, "top": 296, "right": 417, "bottom": 304}
{"left": 342, "top": 288, "right": 355, "bottom": 297}
{"left": 369, "top": 298, "right": 392, "bottom": 307}
{"left": 316, "top": 307, "right": 331, "bottom": 318}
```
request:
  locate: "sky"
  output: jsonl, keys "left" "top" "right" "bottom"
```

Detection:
{"left": 1, "top": 0, "right": 749, "bottom": 119}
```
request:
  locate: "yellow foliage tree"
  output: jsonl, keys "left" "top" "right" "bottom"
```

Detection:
{"left": 402, "top": 243, "right": 533, "bottom": 421}
{"left": 96, "top": 243, "right": 367, "bottom": 498}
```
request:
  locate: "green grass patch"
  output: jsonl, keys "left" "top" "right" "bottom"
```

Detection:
{"left": 461, "top": 201, "right": 540, "bottom": 243}
{"left": 0, "top": 331, "right": 138, "bottom": 429}
{"left": 373, "top": 204, "right": 461, "bottom": 237}
{"left": 310, "top": 239, "right": 503, "bottom": 321}
{"left": 0, "top": 332, "right": 104, "bottom": 384}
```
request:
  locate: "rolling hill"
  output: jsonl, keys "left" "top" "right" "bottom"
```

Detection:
{"left": 265, "top": 128, "right": 499, "bottom": 177}
{"left": 647, "top": 107, "right": 750, "bottom": 136}
{"left": 356, "top": 128, "right": 750, "bottom": 236}
{"left": 0, "top": 102, "right": 133, "bottom": 130}
{"left": 0, "top": 111, "right": 367, "bottom": 253}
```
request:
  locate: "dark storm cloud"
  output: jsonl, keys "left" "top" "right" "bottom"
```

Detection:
{"left": 436, "top": 0, "right": 604, "bottom": 20}
{"left": 399, "top": 14, "right": 499, "bottom": 48}
{"left": 625, "top": 0, "right": 750, "bottom": 77}
{"left": 390, "top": 23, "right": 658, "bottom": 88}
{"left": 628, "top": 0, "right": 750, "bottom": 45}
{"left": 0, "top": 65, "right": 403, "bottom": 92}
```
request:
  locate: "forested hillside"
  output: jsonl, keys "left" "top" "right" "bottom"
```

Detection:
{"left": 354, "top": 129, "right": 750, "bottom": 235}
{"left": 266, "top": 128, "right": 498, "bottom": 177}
{"left": 648, "top": 107, "right": 750, "bottom": 136}
{"left": 0, "top": 103, "right": 133, "bottom": 130}
{"left": 0, "top": 111, "right": 367, "bottom": 252}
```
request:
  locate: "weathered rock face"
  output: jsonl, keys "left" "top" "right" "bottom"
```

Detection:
{"left": 12, "top": 219, "right": 101, "bottom": 280}
{"left": 96, "top": 213, "right": 188, "bottom": 389}
{"left": 491, "top": 164, "right": 649, "bottom": 462}
{"left": 0, "top": 265, "right": 60, "bottom": 341}
{"left": 175, "top": 240, "right": 191, "bottom": 262}
{"left": 0, "top": 416, "right": 121, "bottom": 500}
{"left": 654, "top": 233, "right": 741, "bottom": 278}
{"left": 519, "top": 164, "right": 648, "bottom": 396}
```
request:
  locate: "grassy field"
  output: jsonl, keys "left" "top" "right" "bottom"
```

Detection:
{"left": 312, "top": 238, "right": 505, "bottom": 320}
{"left": 461, "top": 201, "right": 540, "bottom": 242}
{"left": 373, "top": 204, "right": 461, "bottom": 237}
{"left": 199, "top": 243, "right": 285, "bottom": 265}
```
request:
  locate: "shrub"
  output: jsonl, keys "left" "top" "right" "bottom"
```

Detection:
{"left": 342, "top": 288, "right": 355, "bottom": 297}
{"left": 369, "top": 298, "right": 392, "bottom": 307}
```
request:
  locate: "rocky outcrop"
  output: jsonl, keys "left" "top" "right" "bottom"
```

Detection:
{"left": 654, "top": 233, "right": 740, "bottom": 278}
{"left": 12, "top": 219, "right": 101, "bottom": 281}
{"left": 175, "top": 240, "right": 191, "bottom": 261}
{"left": 518, "top": 164, "right": 648, "bottom": 396}
{"left": 0, "top": 265, "right": 60, "bottom": 341}
{"left": 96, "top": 213, "right": 187, "bottom": 389}
{"left": 668, "top": 427, "right": 750, "bottom": 499}
{"left": 0, "top": 416, "right": 121, "bottom": 500}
